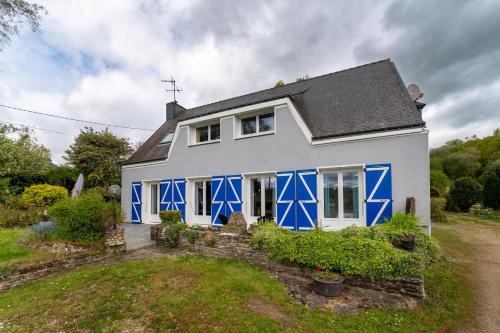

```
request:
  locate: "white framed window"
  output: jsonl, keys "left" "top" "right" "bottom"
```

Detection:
{"left": 249, "top": 176, "right": 276, "bottom": 217}
{"left": 194, "top": 180, "right": 212, "bottom": 216}
{"left": 319, "top": 168, "right": 363, "bottom": 229}
{"left": 236, "top": 109, "right": 275, "bottom": 139}
{"left": 150, "top": 183, "right": 159, "bottom": 215}
{"left": 190, "top": 122, "right": 221, "bottom": 145}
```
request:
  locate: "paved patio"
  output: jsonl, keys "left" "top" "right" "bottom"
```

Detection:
{"left": 123, "top": 223, "right": 155, "bottom": 250}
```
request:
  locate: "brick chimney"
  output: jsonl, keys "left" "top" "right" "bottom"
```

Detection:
{"left": 166, "top": 102, "right": 186, "bottom": 121}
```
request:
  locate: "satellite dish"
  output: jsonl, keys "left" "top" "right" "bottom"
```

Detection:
{"left": 408, "top": 84, "right": 424, "bottom": 101}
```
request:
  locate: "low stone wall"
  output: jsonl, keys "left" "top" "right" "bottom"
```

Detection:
{"left": 0, "top": 250, "right": 123, "bottom": 292}
{"left": 155, "top": 228, "right": 425, "bottom": 301}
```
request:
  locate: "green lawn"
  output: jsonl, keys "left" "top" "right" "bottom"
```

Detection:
{"left": 444, "top": 212, "right": 500, "bottom": 224}
{"left": 0, "top": 227, "right": 55, "bottom": 275}
{"left": 0, "top": 230, "right": 473, "bottom": 333}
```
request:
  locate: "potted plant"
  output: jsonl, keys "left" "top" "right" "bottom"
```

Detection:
{"left": 400, "top": 235, "right": 416, "bottom": 251}
{"left": 312, "top": 268, "right": 344, "bottom": 297}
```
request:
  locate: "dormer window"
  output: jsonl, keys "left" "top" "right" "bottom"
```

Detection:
{"left": 236, "top": 109, "right": 275, "bottom": 138}
{"left": 196, "top": 123, "right": 220, "bottom": 143}
{"left": 189, "top": 122, "right": 221, "bottom": 146}
{"left": 160, "top": 132, "right": 174, "bottom": 144}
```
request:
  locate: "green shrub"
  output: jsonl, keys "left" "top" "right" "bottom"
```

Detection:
{"left": 0, "top": 197, "right": 40, "bottom": 227}
{"left": 431, "top": 198, "right": 447, "bottom": 222}
{"left": 481, "top": 169, "right": 500, "bottom": 209}
{"left": 48, "top": 193, "right": 121, "bottom": 242}
{"left": 162, "top": 222, "right": 188, "bottom": 248}
{"left": 430, "top": 186, "right": 441, "bottom": 198}
{"left": 184, "top": 229, "right": 199, "bottom": 245}
{"left": 0, "top": 178, "right": 10, "bottom": 203}
{"left": 22, "top": 184, "right": 68, "bottom": 208}
{"left": 384, "top": 212, "right": 420, "bottom": 231}
{"left": 251, "top": 213, "right": 439, "bottom": 280}
{"left": 446, "top": 177, "right": 482, "bottom": 212}
{"left": 430, "top": 169, "right": 450, "bottom": 196}
{"left": 160, "top": 210, "right": 182, "bottom": 225}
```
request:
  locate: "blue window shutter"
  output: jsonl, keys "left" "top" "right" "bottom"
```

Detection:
{"left": 211, "top": 176, "right": 226, "bottom": 226}
{"left": 276, "top": 171, "right": 296, "bottom": 230}
{"left": 365, "top": 164, "right": 393, "bottom": 226}
{"left": 296, "top": 169, "right": 318, "bottom": 231}
{"left": 226, "top": 175, "right": 242, "bottom": 215}
{"left": 131, "top": 182, "right": 142, "bottom": 224}
{"left": 160, "top": 179, "right": 172, "bottom": 211}
{"left": 173, "top": 178, "right": 186, "bottom": 222}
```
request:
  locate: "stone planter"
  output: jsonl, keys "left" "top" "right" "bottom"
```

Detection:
{"left": 312, "top": 273, "right": 344, "bottom": 297}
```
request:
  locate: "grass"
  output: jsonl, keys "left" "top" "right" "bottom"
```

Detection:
{"left": 0, "top": 227, "right": 55, "bottom": 276}
{"left": 0, "top": 235, "right": 474, "bottom": 333}
{"left": 444, "top": 212, "right": 500, "bottom": 225}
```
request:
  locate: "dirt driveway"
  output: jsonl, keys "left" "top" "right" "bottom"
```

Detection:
{"left": 433, "top": 218, "right": 500, "bottom": 333}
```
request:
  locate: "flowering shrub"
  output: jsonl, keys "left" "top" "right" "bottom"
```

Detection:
{"left": 469, "top": 203, "right": 493, "bottom": 216}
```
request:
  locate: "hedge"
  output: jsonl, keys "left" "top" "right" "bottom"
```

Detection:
{"left": 160, "top": 210, "right": 182, "bottom": 225}
{"left": 250, "top": 213, "right": 439, "bottom": 279}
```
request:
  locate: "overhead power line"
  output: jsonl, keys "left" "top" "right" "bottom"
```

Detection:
{"left": 0, "top": 104, "right": 155, "bottom": 132}
{"left": 0, "top": 120, "right": 75, "bottom": 136}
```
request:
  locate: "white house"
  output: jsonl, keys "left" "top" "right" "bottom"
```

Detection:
{"left": 121, "top": 59, "right": 430, "bottom": 232}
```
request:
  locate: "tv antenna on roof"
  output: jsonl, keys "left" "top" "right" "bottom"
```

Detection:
{"left": 161, "top": 77, "right": 182, "bottom": 102}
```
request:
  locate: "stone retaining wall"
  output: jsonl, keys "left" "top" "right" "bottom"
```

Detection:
{"left": 155, "top": 227, "right": 425, "bottom": 301}
{"left": 0, "top": 245, "right": 125, "bottom": 293}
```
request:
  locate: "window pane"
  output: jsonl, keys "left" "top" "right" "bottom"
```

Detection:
{"left": 161, "top": 132, "right": 174, "bottom": 144}
{"left": 259, "top": 113, "right": 274, "bottom": 132}
{"left": 195, "top": 181, "right": 203, "bottom": 215}
{"left": 264, "top": 177, "right": 276, "bottom": 217}
{"left": 251, "top": 178, "right": 262, "bottom": 216}
{"left": 241, "top": 116, "right": 257, "bottom": 135}
{"left": 323, "top": 173, "right": 338, "bottom": 218}
{"left": 210, "top": 124, "right": 220, "bottom": 140}
{"left": 197, "top": 126, "right": 209, "bottom": 142}
{"left": 151, "top": 184, "right": 158, "bottom": 215}
{"left": 205, "top": 181, "right": 212, "bottom": 216}
{"left": 343, "top": 172, "right": 359, "bottom": 218}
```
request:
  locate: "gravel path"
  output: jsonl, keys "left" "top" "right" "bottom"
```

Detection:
{"left": 434, "top": 219, "right": 500, "bottom": 333}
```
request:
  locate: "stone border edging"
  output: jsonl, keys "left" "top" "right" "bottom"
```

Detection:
{"left": 154, "top": 228, "right": 425, "bottom": 301}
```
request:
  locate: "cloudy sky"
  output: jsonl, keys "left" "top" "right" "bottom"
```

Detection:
{"left": 1, "top": 0, "right": 499, "bottom": 164}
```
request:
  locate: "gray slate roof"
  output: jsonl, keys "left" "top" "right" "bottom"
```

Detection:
{"left": 125, "top": 59, "right": 425, "bottom": 165}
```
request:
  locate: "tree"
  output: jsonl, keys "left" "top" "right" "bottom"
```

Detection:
{"left": 441, "top": 147, "right": 481, "bottom": 179}
{"left": 274, "top": 80, "right": 285, "bottom": 88}
{"left": 481, "top": 166, "right": 500, "bottom": 209}
{"left": 46, "top": 165, "right": 80, "bottom": 191}
{"left": 296, "top": 74, "right": 310, "bottom": 82}
{"left": 446, "top": 177, "right": 482, "bottom": 212}
{"left": 0, "top": 124, "right": 51, "bottom": 193}
{"left": 64, "top": 128, "right": 133, "bottom": 187}
{"left": 0, "top": 0, "right": 46, "bottom": 50}
{"left": 430, "top": 169, "right": 450, "bottom": 196}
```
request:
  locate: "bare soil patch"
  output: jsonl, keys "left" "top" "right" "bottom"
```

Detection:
{"left": 246, "top": 297, "right": 294, "bottom": 327}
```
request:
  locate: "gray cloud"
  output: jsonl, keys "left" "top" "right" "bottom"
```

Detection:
{"left": 1, "top": 0, "right": 499, "bottom": 163}
{"left": 354, "top": 0, "right": 500, "bottom": 145}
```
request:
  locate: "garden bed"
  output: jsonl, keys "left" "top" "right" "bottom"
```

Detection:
{"left": 153, "top": 225, "right": 426, "bottom": 312}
